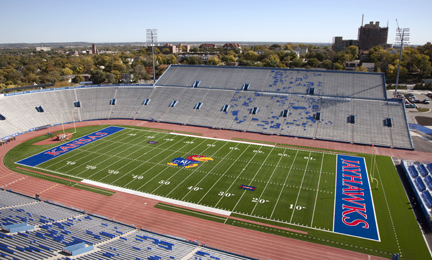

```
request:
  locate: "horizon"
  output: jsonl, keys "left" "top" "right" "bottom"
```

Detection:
{"left": 0, "top": 0, "right": 431, "bottom": 46}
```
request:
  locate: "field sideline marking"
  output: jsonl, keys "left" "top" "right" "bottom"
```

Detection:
{"left": 289, "top": 151, "right": 312, "bottom": 223}
{"left": 310, "top": 152, "right": 325, "bottom": 227}
{"left": 235, "top": 212, "right": 333, "bottom": 233}
{"left": 270, "top": 150, "right": 299, "bottom": 218}
{"left": 81, "top": 179, "right": 232, "bottom": 216}
{"left": 170, "top": 132, "right": 275, "bottom": 147}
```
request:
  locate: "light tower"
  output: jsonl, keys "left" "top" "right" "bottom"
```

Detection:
{"left": 146, "top": 29, "right": 158, "bottom": 86}
{"left": 394, "top": 20, "right": 409, "bottom": 98}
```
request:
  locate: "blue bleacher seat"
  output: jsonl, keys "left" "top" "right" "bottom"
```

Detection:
{"left": 418, "top": 164, "right": 429, "bottom": 177}
{"left": 415, "top": 177, "right": 426, "bottom": 192}
{"left": 408, "top": 165, "right": 419, "bottom": 178}
{"left": 422, "top": 191, "right": 432, "bottom": 209}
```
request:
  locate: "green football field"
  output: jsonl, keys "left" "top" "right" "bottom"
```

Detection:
{"left": 24, "top": 126, "right": 337, "bottom": 230}
{"left": 7, "top": 125, "right": 431, "bottom": 259}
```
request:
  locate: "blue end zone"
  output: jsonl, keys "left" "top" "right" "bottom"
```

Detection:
{"left": 333, "top": 155, "right": 380, "bottom": 241}
{"left": 17, "top": 126, "right": 124, "bottom": 167}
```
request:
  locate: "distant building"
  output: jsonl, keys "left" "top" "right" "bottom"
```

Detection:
{"left": 92, "top": 44, "right": 98, "bottom": 55}
{"left": 333, "top": 37, "right": 359, "bottom": 52}
{"left": 148, "top": 43, "right": 177, "bottom": 54}
{"left": 362, "top": 62, "right": 375, "bottom": 72}
{"left": 292, "top": 46, "right": 308, "bottom": 57}
{"left": 36, "top": 46, "right": 51, "bottom": 52}
{"left": 223, "top": 43, "right": 241, "bottom": 51}
{"left": 358, "top": 21, "right": 388, "bottom": 51}
{"left": 200, "top": 44, "right": 216, "bottom": 49}
{"left": 345, "top": 60, "right": 361, "bottom": 71}
{"left": 177, "top": 43, "right": 190, "bottom": 53}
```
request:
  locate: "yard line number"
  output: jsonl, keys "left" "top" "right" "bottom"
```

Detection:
{"left": 218, "top": 191, "right": 235, "bottom": 197}
{"left": 187, "top": 186, "right": 203, "bottom": 191}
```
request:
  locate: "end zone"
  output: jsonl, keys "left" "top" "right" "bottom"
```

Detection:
{"left": 333, "top": 154, "right": 380, "bottom": 241}
{"left": 16, "top": 126, "right": 124, "bottom": 167}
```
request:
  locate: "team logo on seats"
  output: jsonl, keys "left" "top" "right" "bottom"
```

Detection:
{"left": 167, "top": 155, "right": 213, "bottom": 168}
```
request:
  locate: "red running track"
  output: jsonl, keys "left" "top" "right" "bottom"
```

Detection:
{"left": 0, "top": 119, "right": 397, "bottom": 259}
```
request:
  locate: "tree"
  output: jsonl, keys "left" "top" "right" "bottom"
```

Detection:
{"left": 132, "top": 64, "right": 148, "bottom": 80}
{"left": 322, "top": 59, "right": 333, "bottom": 70}
{"left": 306, "top": 58, "right": 320, "bottom": 68}
{"left": 61, "top": 68, "right": 73, "bottom": 76}
{"left": 207, "top": 57, "right": 220, "bottom": 66}
{"left": 186, "top": 56, "right": 200, "bottom": 65}
{"left": 221, "top": 55, "right": 236, "bottom": 63}
{"left": 291, "top": 58, "right": 303, "bottom": 68}
{"left": 355, "top": 65, "right": 368, "bottom": 72}
{"left": 347, "top": 45, "right": 359, "bottom": 60}
{"left": 90, "top": 70, "right": 106, "bottom": 84}
{"left": 105, "top": 73, "right": 117, "bottom": 84}
{"left": 73, "top": 75, "right": 84, "bottom": 84}
{"left": 243, "top": 51, "right": 259, "bottom": 61}
{"left": 161, "top": 48, "right": 171, "bottom": 54}
{"left": 333, "top": 62, "right": 344, "bottom": 70}
{"left": 190, "top": 47, "right": 199, "bottom": 52}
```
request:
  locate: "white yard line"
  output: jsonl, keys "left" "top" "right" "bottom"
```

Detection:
{"left": 310, "top": 153, "right": 325, "bottom": 227}
{"left": 170, "top": 132, "right": 275, "bottom": 147}
{"left": 81, "top": 179, "right": 232, "bottom": 216}
{"left": 270, "top": 150, "right": 299, "bottom": 218}
{"left": 197, "top": 144, "right": 248, "bottom": 204}
{"left": 231, "top": 147, "right": 275, "bottom": 213}
{"left": 289, "top": 151, "right": 312, "bottom": 223}
{"left": 249, "top": 148, "right": 284, "bottom": 215}
{"left": 214, "top": 146, "right": 263, "bottom": 208}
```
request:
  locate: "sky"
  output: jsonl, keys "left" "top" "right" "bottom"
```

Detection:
{"left": 0, "top": 0, "right": 431, "bottom": 45}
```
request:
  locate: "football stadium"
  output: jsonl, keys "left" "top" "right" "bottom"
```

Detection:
{"left": 0, "top": 65, "right": 431, "bottom": 259}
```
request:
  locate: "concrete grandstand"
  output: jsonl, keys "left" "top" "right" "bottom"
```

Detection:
{"left": 0, "top": 65, "right": 413, "bottom": 149}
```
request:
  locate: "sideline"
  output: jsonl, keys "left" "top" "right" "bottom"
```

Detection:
{"left": 81, "top": 179, "right": 232, "bottom": 216}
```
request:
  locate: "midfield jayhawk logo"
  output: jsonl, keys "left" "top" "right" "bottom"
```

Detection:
{"left": 167, "top": 155, "right": 213, "bottom": 168}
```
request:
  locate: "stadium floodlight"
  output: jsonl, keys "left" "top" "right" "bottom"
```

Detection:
{"left": 146, "top": 29, "right": 158, "bottom": 86}
{"left": 394, "top": 20, "right": 410, "bottom": 98}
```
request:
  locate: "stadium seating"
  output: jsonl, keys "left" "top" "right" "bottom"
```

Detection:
{"left": 402, "top": 161, "right": 432, "bottom": 228}
{"left": 0, "top": 189, "right": 255, "bottom": 260}
{"left": 0, "top": 65, "right": 413, "bottom": 149}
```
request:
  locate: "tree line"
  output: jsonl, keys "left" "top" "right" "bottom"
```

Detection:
{"left": 0, "top": 42, "right": 431, "bottom": 89}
